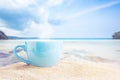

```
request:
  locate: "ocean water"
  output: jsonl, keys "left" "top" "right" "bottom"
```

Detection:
{"left": 0, "top": 40, "right": 120, "bottom": 66}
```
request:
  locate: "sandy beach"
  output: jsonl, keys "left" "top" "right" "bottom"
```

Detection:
{"left": 0, "top": 41, "right": 120, "bottom": 80}
{"left": 0, "top": 59, "right": 120, "bottom": 80}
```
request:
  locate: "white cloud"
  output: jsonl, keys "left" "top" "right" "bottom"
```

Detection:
{"left": 38, "top": 6, "right": 46, "bottom": 14}
{"left": 47, "top": 0, "right": 63, "bottom": 7}
{"left": 0, "top": 27, "right": 22, "bottom": 37}
{"left": 0, "top": 0, "right": 64, "bottom": 38}
{"left": 65, "top": 1, "right": 120, "bottom": 20}
{"left": 22, "top": 21, "right": 54, "bottom": 38}
{"left": 0, "top": 0, "right": 37, "bottom": 10}
{"left": 0, "top": 20, "right": 6, "bottom": 27}
{"left": 0, "top": 21, "right": 54, "bottom": 38}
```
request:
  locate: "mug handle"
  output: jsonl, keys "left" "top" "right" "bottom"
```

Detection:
{"left": 14, "top": 45, "right": 30, "bottom": 65}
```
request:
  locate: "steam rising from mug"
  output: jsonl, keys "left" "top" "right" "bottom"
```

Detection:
{"left": 0, "top": 0, "right": 63, "bottom": 38}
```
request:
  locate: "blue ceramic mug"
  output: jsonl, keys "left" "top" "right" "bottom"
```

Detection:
{"left": 14, "top": 40, "right": 63, "bottom": 67}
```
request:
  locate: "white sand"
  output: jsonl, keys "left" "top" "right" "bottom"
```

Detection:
{"left": 0, "top": 60, "right": 120, "bottom": 80}
{"left": 0, "top": 41, "right": 120, "bottom": 80}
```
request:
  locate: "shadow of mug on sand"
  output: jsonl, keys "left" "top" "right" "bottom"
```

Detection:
{"left": 14, "top": 40, "right": 63, "bottom": 67}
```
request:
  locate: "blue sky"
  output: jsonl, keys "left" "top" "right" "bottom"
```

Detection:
{"left": 0, "top": 0, "right": 120, "bottom": 38}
